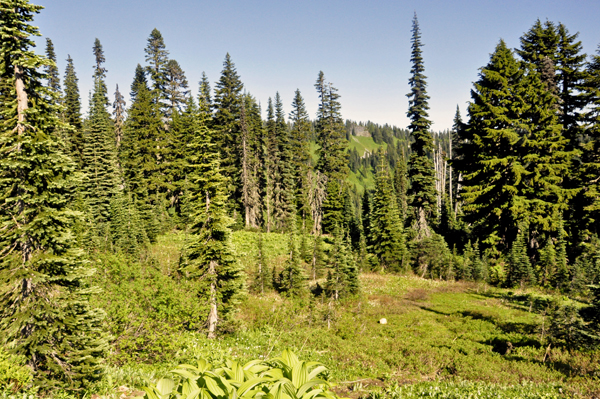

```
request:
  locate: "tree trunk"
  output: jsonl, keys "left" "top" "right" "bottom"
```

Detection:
{"left": 15, "top": 65, "right": 28, "bottom": 136}
{"left": 207, "top": 260, "right": 218, "bottom": 339}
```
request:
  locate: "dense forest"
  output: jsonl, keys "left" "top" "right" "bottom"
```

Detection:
{"left": 1, "top": 1, "right": 600, "bottom": 398}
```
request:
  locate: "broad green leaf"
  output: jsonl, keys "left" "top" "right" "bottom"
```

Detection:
{"left": 204, "top": 376, "right": 225, "bottom": 397}
{"left": 185, "top": 387, "right": 202, "bottom": 399}
{"left": 237, "top": 377, "right": 273, "bottom": 396}
{"left": 297, "top": 380, "right": 328, "bottom": 398}
{"left": 291, "top": 362, "right": 308, "bottom": 388}
{"left": 141, "top": 386, "right": 161, "bottom": 399}
{"left": 307, "top": 366, "right": 327, "bottom": 381}
{"left": 156, "top": 378, "right": 176, "bottom": 397}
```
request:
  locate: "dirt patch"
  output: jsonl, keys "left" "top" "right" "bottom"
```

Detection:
{"left": 404, "top": 288, "right": 430, "bottom": 302}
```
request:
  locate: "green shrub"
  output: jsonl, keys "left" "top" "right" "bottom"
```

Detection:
{"left": 0, "top": 347, "right": 33, "bottom": 394}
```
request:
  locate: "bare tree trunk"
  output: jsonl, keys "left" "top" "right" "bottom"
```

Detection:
{"left": 207, "top": 260, "right": 218, "bottom": 339}
{"left": 15, "top": 65, "right": 28, "bottom": 136}
{"left": 455, "top": 172, "right": 463, "bottom": 215}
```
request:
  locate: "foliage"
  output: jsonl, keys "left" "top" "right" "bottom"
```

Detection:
{"left": 0, "top": 347, "right": 33, "bottom": 395}
{"left": 138, "top": 350, "right": 338, "bottom": 399}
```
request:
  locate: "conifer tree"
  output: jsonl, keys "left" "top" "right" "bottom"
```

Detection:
{"left": 213, "top": 53, "right": 244, "bottom": 206}
{"left": 262, "top": 98, "right": 277, "bottom": 232}
{"left": 0, "top": 1, "right": 107, "bottom": 387}
{"left": 457, "top": 40, "right": 529, "bottom": 254}
{"left": 130, "top": 63, "right": 147, "bottom": 102}
{"left": 289, "top": 89, "right": 312, "bottom": 227}
{"left": 370, "top": 158, "right": 407, "bottom": 272}
{"left": 326, "top": 227, "right": 358, "bottom": 300}
{"left": 314, "top": 71, "right": 348, "bottom": 233}
{"left": 113, "top": 84, "right": 126, "bottom": 147}
{"left": 179, "top": 111, "right": 244, "bottom": 338}
{"left": 577, "top": 45, "right": 600, "bottom": 239}
{"left": 198, "top": 71, "right": 212, "bottom": 120}
{"left": 145, "top": 28, "right": 169, "bottom": 108}
{"left": 44, "top": 38, "right": 60, "bottom": 94}
{"left": 121, "top": 79, "right": 166, "bottom": 240}
{"left": 279, "top": 231, "right": 306, "bottom": 296}
{"left": 507, "top": 227, "right": 536, "bottom": 287}
{"left": 274, "top": 92, "right": 296, "bottom": 231}
{"left": 406, "top": 13, "right": 437, "bottom": 238}
{"left": 165, "top": 58, "right": 189, "bottom": 118}
{"left": 63, "top": 55, "right": 83, "bottom": 164}
{"left": 92, "top": 38, "right": 108, "bottom": 105}
{"left": 239, "top": 94, "right": 261, "bottom": 228}
{"left": 82, "top": 42, "right": 121, "bottom": 246}
{"left": 393, "top": 154, "right": 409, "bottom": 225}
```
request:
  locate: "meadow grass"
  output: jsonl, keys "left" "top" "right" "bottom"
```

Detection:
{"left": 86, "top": 232, "right": 600, "bottom": 398}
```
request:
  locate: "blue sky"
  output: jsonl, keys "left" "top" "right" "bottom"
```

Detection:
{"left": 34, "top": 0, "right": 600, "bottom": 131}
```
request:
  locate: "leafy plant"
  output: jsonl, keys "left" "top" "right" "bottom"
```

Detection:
{"left": 138, "top": 350, "right": 340, "bottom": 399}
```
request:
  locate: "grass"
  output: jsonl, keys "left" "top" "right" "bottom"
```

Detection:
{"left": 83, "top": 231, "right": 600, "bottom": 398}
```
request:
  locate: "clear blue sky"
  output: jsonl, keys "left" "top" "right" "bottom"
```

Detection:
{"left": 34, "top": 0, "right": 600, "bottom": 131}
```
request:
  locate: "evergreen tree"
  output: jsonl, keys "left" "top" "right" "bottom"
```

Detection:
{"left": 457, "top": 40, "right": 528, "bottom": 254}
{"left": 130, "top": 63, "right": 147, "bottom": 102}
{"left": 326, "top": 227, "right": 358, "bottom": 300}
{"left": 198, "top": 71, "right": 212, "bottom": 120}
{"left": 370, "top": 158, "right": 406, "bottom": 272}
{"left": 507, "top": 226, "right": 536, "bottom": 287}
{"left": 165, "top": 58, "right": 189, "bottom": 118}
{"left": 577, "top": 45, "right": 600, "bottom": 239}
{"left": 63, "top": 55, "right": 83, "bottom": 164}
{"left": 121, "top": 79, "right": 166, "bottom": 240}
{"left": 144, "top": 28, "right": 169, "bottom": 108}
{"left": 44, "top": 37, "right": 60, "bottom": 94}
{"left": 213, "top": 53, "right": 244, "bottom": 207}
{"left": 92, "top": 38, "right": 108, "bottom": 106}
{"left": 179, "top": 111, "right": 245, "bottom": 338}
{"left": 289, "top": 89, "right": 312, "bottom": 227}
{"left": 262, "top": 97, "right": 277, "bottom": 232}
{"left": 113, "top": 84, "right": 126, "bottom": 147}
{"left": 279, "top": 231, "right": 306, "bottom": 296}
{"left": 0, "top": 1, "right": 107, "bottom": 387}
{"left": 239, "top": 94, "right": 261, "bottom": 228}
{"left": 406, "top": 13, "right": 437, "bottom": 237}
{"left": 314, "top": 71, "right": 348, "bottom": 233}
{"left": 274, "top": 92, "right": 296, "bottom": 231}
{"left": 393, "top": 154, "right": 409, "bottom": 225}
{"left": 81, "top": 45, "right": 121, "bottom": 246}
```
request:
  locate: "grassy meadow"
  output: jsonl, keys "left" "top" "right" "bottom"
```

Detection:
{"left": 76, "top": 231, "right": 600, "bottom": 399}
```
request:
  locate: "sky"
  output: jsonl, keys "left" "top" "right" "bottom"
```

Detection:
{"left": 33, "top": 0, "right": 600, "bottom": 131}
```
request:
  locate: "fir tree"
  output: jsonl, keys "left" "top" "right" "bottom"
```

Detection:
{"left": 393, "top": 154, "right": 409, "bottom": 225}
{"left": 0, "top": 1, "right": 107, "bottom": 387}
{"left": 92, "top": 38, "right": 108, "bottom": 106}
{"left": 314, "top": 71, "right": 348, "bottom": 233}
{"left": 274, "top": 92, "right": 296, "bottom": 231}
{"left": 198, "top": 71, "right": 212, "bottom": 120}
{"left": 213, "top": 53, "right": 244, "bottom": 206}
{"left": 179, "top": 112, "right": 245, "bottom": 338}
{"left": 165, "top": 58, "right": 189, "bottom": 118}
{"left": 44, "top": 38, "right": 60, "bottom": 94}
{"left": 279, "top": 231, "right": 306, "bottom": 296}
{"left": 113, "top": 84, "right": 126, "bottom": 147}
{"left": 406, "top": 13, "right": 437, "bottom": 238}
{"left": 130, "top": 63, "right": 147, "bottom": 102}
{"left": 507, "top": 227, "right": 536, "bottom": 287}
{"left": 370, "top": 158, "right": 407, "bottom": 272}
{"left": 289, "top": 89, "right": 312, "bottom": 227}
{"left": 145, "top": 28, "right": 169, "bottom": 108}
{"left": 63, "top": 54, "right": 83, "bottom": 164}
{"left": 457, "top": 40, "right": 529, "bottom": 254}
{"left": 326, "top": 227, "right": 358, "bottom": 300}
{"left": 239, "top": 94, "right": 261, "bottom": 228}
{"left": 263, "top": 97, "right": 277, "bottom": 232}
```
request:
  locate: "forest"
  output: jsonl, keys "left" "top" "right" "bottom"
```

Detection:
{"left": 1, "top": 1, "right": 600, "bottom": 398}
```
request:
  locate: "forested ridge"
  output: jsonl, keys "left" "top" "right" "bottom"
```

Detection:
{"left": 1, "top": 2, "right": 600, "bottom": 398}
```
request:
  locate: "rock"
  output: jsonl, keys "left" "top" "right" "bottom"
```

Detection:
{"left": 379, "top": 318, "right": 387, "bottom": 325}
